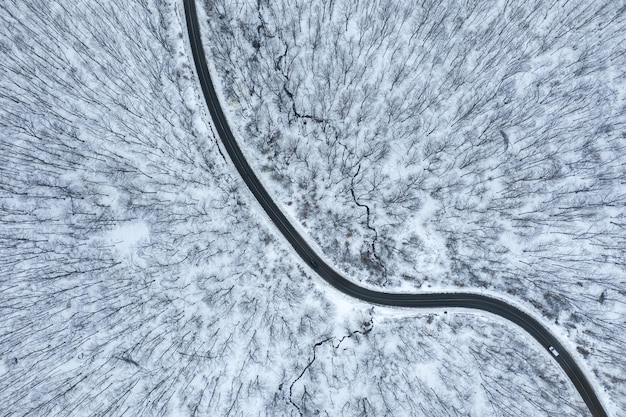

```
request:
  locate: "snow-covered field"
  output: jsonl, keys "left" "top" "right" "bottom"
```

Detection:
{"left": 0, "top": 0, "right": 619, "bottom": 416}
{"left": 202, "top": 0, "right": 626, "bottom": 414}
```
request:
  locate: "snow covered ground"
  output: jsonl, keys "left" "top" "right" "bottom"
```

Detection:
{"left": 201, "top": 0, "right": 626, "bottom": 414}
{"left": 0, "top": 0, "right": 619, "bottom": 416}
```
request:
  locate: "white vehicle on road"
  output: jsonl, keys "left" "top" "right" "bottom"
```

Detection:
{"left": 549, "top": 346, "right": 559, "bottom": 357}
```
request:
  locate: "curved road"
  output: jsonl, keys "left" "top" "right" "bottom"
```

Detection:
{"left": 183, "top": 1, "right": 608, "bottom": 416}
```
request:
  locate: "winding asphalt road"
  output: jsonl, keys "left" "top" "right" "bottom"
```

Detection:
{"left": 183, "top": 1, "right": 608, "bottom": 416}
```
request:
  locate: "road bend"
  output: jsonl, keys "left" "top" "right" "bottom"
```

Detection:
{"left": 183, "top": 1, "right": 608, "bottom": 416}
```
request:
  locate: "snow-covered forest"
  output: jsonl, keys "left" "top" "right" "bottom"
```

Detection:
{"left": 202, "top": 0, "right": 626, "bottom": 414}
{"left": 0, "top": 0, "right": 621, "bottom": 416}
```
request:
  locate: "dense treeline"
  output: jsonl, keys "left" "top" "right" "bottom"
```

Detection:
{"left": 0, "top": 0, "right": 619, "bottom": 415}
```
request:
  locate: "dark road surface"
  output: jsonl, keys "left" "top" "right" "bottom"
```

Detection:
{"left": 183, "top": 1, "right": 608, "bottom": 416}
